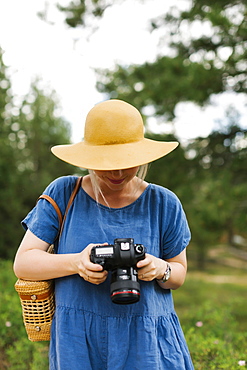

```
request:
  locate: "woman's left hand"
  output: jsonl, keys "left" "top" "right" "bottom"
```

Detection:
{"left": 136, "top": 253, "right": 167, "bottom": 281}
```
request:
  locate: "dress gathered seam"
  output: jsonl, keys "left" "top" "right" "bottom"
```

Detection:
{"left": 55, "top": 304, "right": 175, "bottom": 318}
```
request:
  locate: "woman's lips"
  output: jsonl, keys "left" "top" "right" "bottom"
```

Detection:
{"left": 108, "top": 178, "right": 125, "bottom": 184}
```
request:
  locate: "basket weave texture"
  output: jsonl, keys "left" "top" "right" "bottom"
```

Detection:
{"left": 15, "top": 279, "right": 55, "bottom": 341}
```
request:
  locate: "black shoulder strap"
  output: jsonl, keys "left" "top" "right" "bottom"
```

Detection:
{"left": 37, "top": 177, "right": 83, "bottom": 240}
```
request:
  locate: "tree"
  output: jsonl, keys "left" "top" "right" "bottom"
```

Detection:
{"left": 95, "top": 0, "right": 246, "bottom": 118}
{"left": 51, "top": 0, "right": 125, "bottom": 29}
{"left": 184, "top": 108, "right": 247, "bottom": 267}
{"left": 160, "top": 0, "right": 247, "bottom": 95}
{"left": 0, "top": 70, "right": 80, "bottom": 259}
{"left": 143, "top": 113, "right": 247, "bottom": 269}
{"left": 55, "top": 0, "right": 247, "bottom": 119}
{"left": 13, "top": 81, "right": 81, "bottom": 253}
{"left": 0, "top": 47, "right": 21, "bottom": 259}
{"left": 188, "top": 112, "right": 247, "bottom": 232}
{"left": 145, "top": 132, "right": 192, "bottom": 198}
{"left": 16, "top": 80, "right": 77, "bottom": 201}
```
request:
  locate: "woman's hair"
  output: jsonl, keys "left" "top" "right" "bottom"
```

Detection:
{"left": 89, "top": 164, "right": 149, "bottom": 206}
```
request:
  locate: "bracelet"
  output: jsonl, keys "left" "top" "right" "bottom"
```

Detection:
{"left": 157, "top": 262, "right": 171, "bottom": 283}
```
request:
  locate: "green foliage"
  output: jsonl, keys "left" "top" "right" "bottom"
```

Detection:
{"left": 56, "top": 0, "right": 117, "bottom": 28}
{"left": 56, "top": 0, "right": 247, "bottom": 117}
{"left": 0, "top": 48, "right": 24, "bottom": 260}
{"left": 145, "top": 132, "right": 191, "bottom": 198}
{"left": 96, "top": 55, "right": 224, "bottom": 119}
{"left": 144, "top": 120, "right": 247, "bottom": 269}
{"left": 15, "top": 80, "right": 77, "bottom": 208}
{"left": 0, "top": 260, "right": 49, "bottom": 369}
{"left": 0, "top": 50, "right": 83, "bottom": 259}
{"left": 186, "top": 115, "right": 247, "bottom": 247}
{"left": 91, "top": 0, "right": 247, "bottom": 119}
{"left": 176, "top": 0, "right": 246, "bottom": 91}
{"left": 174, "top": 277, "right": 247, "bottom": 369}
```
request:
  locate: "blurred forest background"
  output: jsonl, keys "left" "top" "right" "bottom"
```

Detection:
{"left": 0, "top": 0, "right": 247, "bottom": 368}
{"left": 1, "top": 0, "right": 246, "bottom": 268}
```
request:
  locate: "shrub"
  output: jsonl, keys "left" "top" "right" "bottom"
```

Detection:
{"left": 174, "top": 276, "right": 247, "bottom": 369}
{"left": 0, "top": 260, "right": 48, "bottom": 369}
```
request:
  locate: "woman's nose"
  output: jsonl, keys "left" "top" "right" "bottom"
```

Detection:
{"left": 111, "top": 170, "right": 123, "bottom": 178}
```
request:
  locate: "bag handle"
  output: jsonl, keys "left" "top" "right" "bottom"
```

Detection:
{"left": 38, "top": 195, "right": 63, "bottom": 229}
{"left": 59, "top": 176, "right": 82, "bottom": 237}
{"left": 37, "top": 177, "right": 83, "bottom": 240}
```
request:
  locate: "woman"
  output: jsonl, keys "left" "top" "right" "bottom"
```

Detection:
{"left": 14, "top": 99, "right": 194, "bottom": 369}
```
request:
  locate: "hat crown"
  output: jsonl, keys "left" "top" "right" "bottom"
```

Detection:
{"left": 84, "top": 100, "right": 144, "bottom": 145}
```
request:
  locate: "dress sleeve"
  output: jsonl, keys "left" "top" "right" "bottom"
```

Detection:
{"left": 161, "top": 192, "right": 191, "bottom": 260}
{"left": 21, "top": 176, "right": 77, "bottom": 244}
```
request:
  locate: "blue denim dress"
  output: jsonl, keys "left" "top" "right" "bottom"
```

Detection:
{"left": 22, "top": 176, "right": 194, "bottom": 370}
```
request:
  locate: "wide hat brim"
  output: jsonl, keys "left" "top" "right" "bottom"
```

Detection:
{"left": 51, "top": 139, "right": 178, "bottom": 170}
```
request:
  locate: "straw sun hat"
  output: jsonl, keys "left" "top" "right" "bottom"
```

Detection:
{"left": 51, "top": 99, "right": 178, "bottom": 170}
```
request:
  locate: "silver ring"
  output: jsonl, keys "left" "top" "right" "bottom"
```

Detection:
{"left": 87, "top": 275, "right": 90, "bottom": 281}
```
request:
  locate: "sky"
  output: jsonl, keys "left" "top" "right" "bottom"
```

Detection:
{"left": 0, "top": 0, "right": 246, "bottom": 144}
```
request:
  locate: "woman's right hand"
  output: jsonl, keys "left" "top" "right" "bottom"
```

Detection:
{"left": 14, "top": 230, "right": 108, "bottom": 283}
{"left": 73, "top": 243, "right": 108, "bottom": 285}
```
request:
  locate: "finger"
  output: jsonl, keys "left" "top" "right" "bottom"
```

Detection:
{"left": 87, "top": 261, "right": 104, "bottom": 271}
{"left": 138, "top": 269, "right": 148, "bottom": 280}
{"left": 138, "top": 266, "right": 157, "bottom": 281}
{"left": 85, "top": 271, "right": 108, "bottom": 285}
{"left": 136, "top": 254, "right": 152, "bottom": 268}
{"left": 136, "top": 259, "right": 147, "bottom": 268}
{"left": 87, "top": 269, "right": 108, "bottom": 280}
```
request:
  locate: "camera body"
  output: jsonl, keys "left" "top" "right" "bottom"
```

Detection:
{"left": 90, "top": 238, "right": 146, "bottom": 305}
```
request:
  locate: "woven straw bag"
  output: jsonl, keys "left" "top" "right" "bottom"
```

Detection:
{"left": 14, "top": 276, "right": 55, "bottom": 341}
{"left": 15, "top": 177, "right": 82, "bottom": 341}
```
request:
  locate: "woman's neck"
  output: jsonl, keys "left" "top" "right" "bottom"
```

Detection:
{"left": 82, "top": 175, "right": 148, "bottom": 208}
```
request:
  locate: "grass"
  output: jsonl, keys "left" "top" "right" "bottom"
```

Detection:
{"left": 173, "top": 258, "right": 247, "bottom": 370}
{"left": 0, "top": 260, "right": 49, "bottom": 370}
{"left": 1, "top": 258, "right": 246, "bottom": 369}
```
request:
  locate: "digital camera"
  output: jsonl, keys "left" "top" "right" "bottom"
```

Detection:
{"left": 90, "top": 238, "right": 146, "bottom": 304}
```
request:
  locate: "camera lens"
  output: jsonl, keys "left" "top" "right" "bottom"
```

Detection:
{"left": 110, "top": 267, "right": 141, "bottom": 305}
